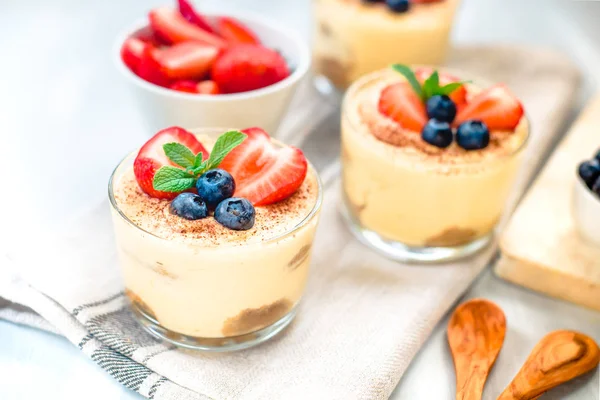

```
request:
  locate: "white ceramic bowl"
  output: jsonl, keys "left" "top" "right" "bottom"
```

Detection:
{"left": 573, "top": 175, "right": 600, "bottom": 246}
{"left": 114, "top": 11, "right": 310, "bottom": 135}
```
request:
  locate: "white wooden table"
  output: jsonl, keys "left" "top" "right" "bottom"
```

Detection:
{"left": 1, "top": 0, "right": 599, "bottom": 398}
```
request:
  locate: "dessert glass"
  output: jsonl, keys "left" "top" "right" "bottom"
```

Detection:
{"left": 313, "top": 0, "right": 461, "bottom": 89}
{"left": 341, "top": 70, "right": 529, "bottom": 263}
{"left": 108, "top": 128, "right": 323, "bottom": 351}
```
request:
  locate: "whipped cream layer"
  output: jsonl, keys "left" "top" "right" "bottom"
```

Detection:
{"left": 343, "top": 68, "right": 529, "bottom": 169}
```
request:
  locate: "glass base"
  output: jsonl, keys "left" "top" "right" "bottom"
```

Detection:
{"left": 131, "top": 302, "right": 297, "bottom": 352}
{"left": 341, "top": 197, "right": 494, "bottom": 264}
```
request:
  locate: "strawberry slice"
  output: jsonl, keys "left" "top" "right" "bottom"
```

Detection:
{"left": 156, "top": 42, "right": 219, "bottom": 80}
{"left": 169, "top": 80, "right": 221, "bottom": 94}
{"left": 197, "top": 80, "right": 221, "bottom": 94}
{"left": 219, "top": 127, "right": 308, "bottom": 205}
{"left": 211, "top": 44, "right": 290, "bottom": 93}
{"left": 170, "top": 80, "right": 199, "bottom": 93}
{"left": 132, "top": 26, "right": 169, "bottom": 47}
{"left": 454, "top": 85, "right": 524, "bottom": 130}
{"left": 121, "top": 38, "right": 149, "bottom": 73}
{"left": 149, "top": 7, "right": 227, "bottom": 49}
{"left": 415, "top": 67, "right": 467, "bottom": 107}
{"left": 137, "top": 47, "right": 171, "bottom": 87}
{"left": 378, "top": 82, "right": 428, "bottom": 132}
{"left": 134, "top": 127, "right": 209, "bottom": 199}
{"left": 217, "top": 17, "right": 261, "bottom": 45}
{"left": 177, "top": 0, "right": 217, "bottom": 33}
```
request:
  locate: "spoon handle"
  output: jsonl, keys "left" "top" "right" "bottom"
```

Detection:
{"left": 497, "top": 330, "right": 600, "bottom": 400}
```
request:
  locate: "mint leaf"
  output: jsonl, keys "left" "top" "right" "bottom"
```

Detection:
{"left": 391, "top": 64, "right": 422, "bottom": 99}
{"left": 193, "top": 152, "right": 204, "bottom": 169}
{"left": 206, "top": 130, "right": 246, "bottom": 170}
{"left": 192, "top": 160, "right": 208, "bottom": 175}
{"left": 153, "top": 167, "right": 196, "bottom": 193}
{"left": 163, "top": 143, "right": 196, "bottom": 169}
{"left": 422, "top": 71, "right": 440, "bottom": 100}
{"left": 438, "top": 82, "right": 468, "bottom": 96}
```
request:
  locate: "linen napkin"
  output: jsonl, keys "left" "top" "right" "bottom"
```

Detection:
{"left": 0, "top": 46, "right": 581, "bottom": 400}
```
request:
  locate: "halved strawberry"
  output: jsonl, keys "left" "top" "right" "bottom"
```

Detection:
{"left": 415, "top": 67, "right": 467, "bottom": 107}
{"left": 156, "top": 42, "right": 219, "bottom": 80}
{"left": 132, "top": 26, "right": 168, "bottom": 47}
{"left": 137, "top": 47, "right": 171, "bottom": 87}
{"left": 454, "top": 85, "right": 524, "bottom": 130}
{"left": 121, "top": 38, "right": 149, "bottom": 73}
{"left": 148, "top": 7, "right": 227, "bottom": 49}
{"left": 134, "top": 127, "right": 209, "bottom": 199}
{"left": 217, "top": 17, "right": 260, "bottom": 45}
{"left": 170, "top": 80, "right": 199, "bottom": 93}
{"left": 211, "top": 44, "right": 290, "bottom": 93}
{"left": 219, "top": 127, "right": 308, "bottom": 205}
{"left": 197, "top": 80, "right": 221, "bottom": 94}
{"left": 177, "top": 0, "right": 216, "bottom": 34}
{"left": 378, "top": 82, "right": 428, "bottom": 132}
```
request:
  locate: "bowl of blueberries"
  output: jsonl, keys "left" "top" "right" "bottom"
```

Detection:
{"left": 574, "top": 151, "right": 600, "bottom": 246}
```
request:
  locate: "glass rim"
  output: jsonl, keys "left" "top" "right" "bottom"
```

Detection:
{"left": 342, "top": 66, "right": 531, "bottom": 169}
{"left": 108, "top": 127, "right": 324, "bottom": 247}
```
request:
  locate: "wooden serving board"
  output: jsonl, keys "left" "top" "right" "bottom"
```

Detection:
{"left": 496, "top": 95, "right": 600, "bottom": 311}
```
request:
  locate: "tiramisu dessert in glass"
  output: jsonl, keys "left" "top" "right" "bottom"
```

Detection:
{"left": 109, "top": 126, "right": 322, "bottom": 351}
{"left": 341, "top": 65, "right": 528, "bottom": 262}
{"left": 313, "top": 0, "right": 461, "bottom": 89}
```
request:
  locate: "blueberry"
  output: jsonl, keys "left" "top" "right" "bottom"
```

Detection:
{"left": 196, "top": 169, "right": 235, "bottom": 208}
{"left": 426, "top": 95, "right": 457, "bottom": 123}
{"left": 456, "top": 120, "right": 490, "bottom": 151}
{"left": 214, "top": 198, "right": 255, "bottom": 231}
{"left": 386, "top": 0, "right": 410, "bottom": 13}
{"left": 594, "top": 149, "right": 600, "bottom": 162}
{"left": 169, "top": 193, "right": 208, "bottom": 220}
{"left": 578, "top": 159, "right": 600, "bottom": 189}
{"left": 421, "top": 119, "right": 453, "bottom": 148}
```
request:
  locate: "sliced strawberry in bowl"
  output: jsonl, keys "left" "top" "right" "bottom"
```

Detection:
{"left": 170, "top": 80, "right": 200, "bottom": 93}
{"left": 149, "top": 7, "right": 227, "bottom": 49}
{"left": 211, "top": 44, "right": 290, "bottom": 93}
{"left": 217, "top": 17, "right": 261, "bottom": 45}
{"left": 137, "top": 47, "right": 171, "bottom": 87}
{"left": 219, "top": 127, "right": 308, "bottom": 206}
{"left": 197, "top": 80, "right": 221, "bottom": 94}
{"left": 121, "top": 37, "right": 149, "bottom": 74}
{"left": 415, "top": 67, "right": 467, "bottom": 107}
{"left": 378, "top": 82, "right": 428, "bottom": 132}
{"left": 155, "top": 41, "right": 219, "bottom": 80}
{"left": 134, "top": 127, "right": 209, "bottom": 199}
{"left": 454, "top": 85, "right": 524, "bottom": 131}
{"left": 177, "top": 0, "right": 216, "bottom": 33}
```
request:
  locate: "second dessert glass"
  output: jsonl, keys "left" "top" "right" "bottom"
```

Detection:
{"left": 341, "top": 70, "right": 529, "bottom": 263}
{"left": 109, "top": 128, "right": 323, "bottom": 351}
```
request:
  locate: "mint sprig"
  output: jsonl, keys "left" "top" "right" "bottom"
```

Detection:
{"left": 152, "top": 130, "right": 247, "bottom": 193}
{"left": 391, "top": 64, "right": 469, "bottom": 102}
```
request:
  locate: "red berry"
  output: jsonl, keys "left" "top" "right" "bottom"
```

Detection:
{"left": 176, "top": 0, "right": 217, "bottom": 34}
{"left": 133, "top": 127, "right": 209, "bottom": 199}
{"left": 156, "top": 41, "right": 219, "bottom": 80}
{"left": 197, "top": 80, "right": 221, "bottom": 95}
{"left": 378, "top": 82, "right": 428, "bottom": 132}
{"left": 169, "top": 80, "right": 200, "bottom": 93}
{"left": 217, "top": 17, "right": 261, "bottom": 45}
{"left": 454, "top": 85, "right": 524, "bottom": 131}
{"left": 219, "top": 127, "right": 308, "bottom": 205}
{"left": 211, "top": 44, "right": 290, "bottom": 93}
{"left": 120, "top": 38, "right": 149, "bottom": 74}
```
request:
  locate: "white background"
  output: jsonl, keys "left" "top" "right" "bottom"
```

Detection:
{"left": 1, "top": 0, "right": 600, "bottom": 398}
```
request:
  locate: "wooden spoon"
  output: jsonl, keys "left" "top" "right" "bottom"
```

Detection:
{"left": 497, "top": 330, "right": 600, "bottom": 400}
{"left": 448, "top": 298, "right": 507, "bottom": 400}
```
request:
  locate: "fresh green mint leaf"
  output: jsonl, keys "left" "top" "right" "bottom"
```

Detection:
{"left": 192, "top": 160, "right": 208, "bottom": 175}
{"left": 206, "top": 130, "right": 247, "bottom": 170}
{"left": 193, "top": 152, "right": 204, "bottom": 169}
{"left": 163, "top": 143, "right": 196, "bottom": 169}
{"left": 422, "top": 71, "right": 440, "bottom": 100}
{"left": 438, "top": 82, "right": 469, "bottom": 96}
{"left": 153, "top": 166, "right": 196, "bottom": 193}
{"left": 391, "top": 64, "right": 422, "bottom": 99}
